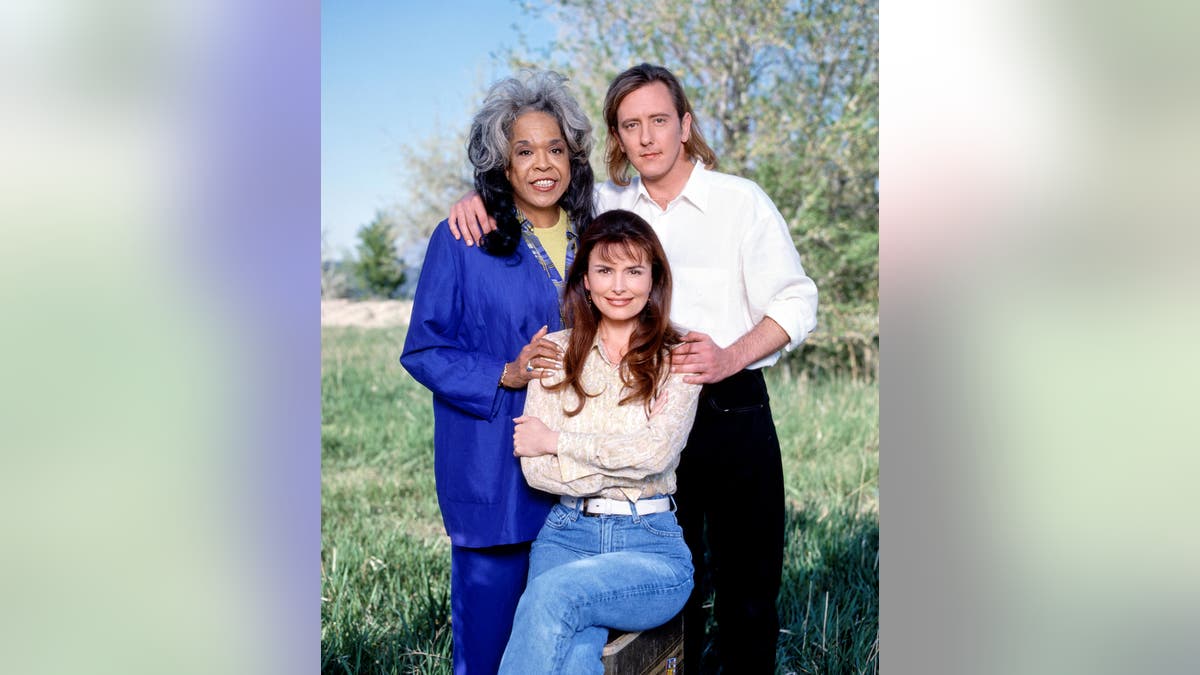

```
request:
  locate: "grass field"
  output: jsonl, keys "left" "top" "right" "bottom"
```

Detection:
{"left": 322, "top": 325, "right": 878, "bottom": 674}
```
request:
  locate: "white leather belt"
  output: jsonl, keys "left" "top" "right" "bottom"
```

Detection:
{"left": 560, "top": 495, "right": 671, "bottom": 516}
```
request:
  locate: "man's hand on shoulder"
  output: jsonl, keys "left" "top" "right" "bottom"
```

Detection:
{"left": 447, "top": 192, "right": 497, "bottom": 246}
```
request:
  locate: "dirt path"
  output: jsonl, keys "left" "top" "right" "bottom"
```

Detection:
{"left": 320, "top": 299, "right": 412, "bottom": 328}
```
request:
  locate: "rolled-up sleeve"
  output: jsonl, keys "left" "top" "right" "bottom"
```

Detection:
{"left": 743, "top": 188, "right": 819, "bottom": 352}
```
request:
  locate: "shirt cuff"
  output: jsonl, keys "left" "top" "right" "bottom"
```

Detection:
{"left": 484, "top": 357, "right": 508, "bottom": 419}
{"left": 766, "top": 297, "right": 818, "bottom": 352}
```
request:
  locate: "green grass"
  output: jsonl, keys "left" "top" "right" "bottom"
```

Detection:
{"left": 322, "top": 326, "right": 878, "bottom": 674}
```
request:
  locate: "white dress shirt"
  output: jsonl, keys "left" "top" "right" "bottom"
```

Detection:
{"left": 595, "top": 162, "right": 818, "bottom": 369}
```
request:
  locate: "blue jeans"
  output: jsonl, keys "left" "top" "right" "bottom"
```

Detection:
{"left": 497, "top": 499, "right": 694, "bottom": 674}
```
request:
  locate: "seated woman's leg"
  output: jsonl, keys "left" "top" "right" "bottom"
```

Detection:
{"left": 498, "top": 511, "right": 693, "bottom": 673}
{"left": 525, "top": 504, "right": 592, "bottom": 582}
{"left": 556, "top": 625, "right": 612, "bottom": 675}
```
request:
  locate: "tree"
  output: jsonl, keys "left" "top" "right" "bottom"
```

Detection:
{"left": 381, "top": 1, "right": 878, "bottom": 373}
{"left": 511, "top": 0, "right": 878, "bottom": 310}
{"left": 321, "top": 228, "right": 352, "bottom": 299}
{"left": 353, "top": 210, "right": 406, "bottom": 299}
{"left": 393, "top": 125, "right": 477, "bottom": 244}
{"left": 388, "top": 124, "right": 477, "bottom": 296}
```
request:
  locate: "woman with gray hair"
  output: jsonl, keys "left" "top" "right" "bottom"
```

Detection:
{"left": 400, "top": 70, "right": 595, "bottom": 674}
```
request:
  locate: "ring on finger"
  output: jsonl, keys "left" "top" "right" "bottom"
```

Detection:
{"left": 525, "top": 361, "right": 535, "bottom": 373}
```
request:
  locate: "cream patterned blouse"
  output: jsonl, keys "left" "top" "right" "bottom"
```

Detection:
{"left": 520, "top": 329, "right": 702, "bottom": 502}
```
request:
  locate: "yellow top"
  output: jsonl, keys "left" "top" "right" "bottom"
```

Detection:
{"left": 531, "top": 208, "right": 569, "bottom": 277}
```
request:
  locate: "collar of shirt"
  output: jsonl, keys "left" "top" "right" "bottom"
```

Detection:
{"left": 513, "top": 206, "right": 578, "bottom": 327}
{"left": 633, "top": 159, "right": 710, "bottom": 213}
{"left": 588, "top": 331, "right": 623, "bottom": 368}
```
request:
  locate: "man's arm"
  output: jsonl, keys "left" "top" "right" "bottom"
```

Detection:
{"left": 671, "top": 317, "right": 790, "bottom": 385}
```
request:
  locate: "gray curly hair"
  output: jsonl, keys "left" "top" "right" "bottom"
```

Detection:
{"left": 467, "top": 70, "right": 593, "bottom": 171}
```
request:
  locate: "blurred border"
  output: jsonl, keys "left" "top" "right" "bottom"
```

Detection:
{"left": 882, "top": 1, "right": 1199, "bottom": 673}
{"left": 2, "top": 1, "right": 318, "bottom": 674}
{"left": 9, "top": 0, "right": 1198, "bottom": 673}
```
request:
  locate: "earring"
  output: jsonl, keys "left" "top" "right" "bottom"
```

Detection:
{"left": 585, "top": 291, "right": 593, "bottom": 306}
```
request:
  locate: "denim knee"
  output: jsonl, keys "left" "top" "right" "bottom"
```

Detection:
{"left": 521, "top": 572, "right": 583, "bottom": 628}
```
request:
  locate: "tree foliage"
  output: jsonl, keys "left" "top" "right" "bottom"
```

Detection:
{"left": 321, "top": 229, "right": 352, "bottom": 299}
{"left": 394, "top": 127, "right": 476, "bottom": 252}
{"left": 353, "top": 210, "right": 406, "bottom": 299}
{"left": 380, "top": 0, "right": 877, "bottom": 375}
{"left": 511, "top": 0, "right": 878, "bottom": 311}
{"left": 382, "top": 125, "right": 477, "bottom": 295}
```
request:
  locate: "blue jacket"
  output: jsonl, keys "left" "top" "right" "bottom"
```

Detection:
{"left": 400, "top": 222, "right": 561, "bottom": 548}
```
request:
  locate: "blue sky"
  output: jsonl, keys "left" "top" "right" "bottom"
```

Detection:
{"left": 321, "top": 1, "right": 555, "bottom": 258}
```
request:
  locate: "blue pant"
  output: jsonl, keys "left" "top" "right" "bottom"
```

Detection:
{"left": 497, "top": 499, "right": 694, "bottom": 674}
{"left": 450, "top": 542, "right": 532, "bottom": 675}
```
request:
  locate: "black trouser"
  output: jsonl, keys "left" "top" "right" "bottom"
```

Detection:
{"left": 675, "top": 368, "right": 784, "bottom": 674}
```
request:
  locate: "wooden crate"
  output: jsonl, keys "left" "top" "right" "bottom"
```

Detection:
{"left": 601, "top": 613, "right": 683, "bottom": 675}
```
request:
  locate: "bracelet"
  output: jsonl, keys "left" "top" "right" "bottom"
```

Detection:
{"left": 499, "top": 362, "right": 510, "bottom": 388}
